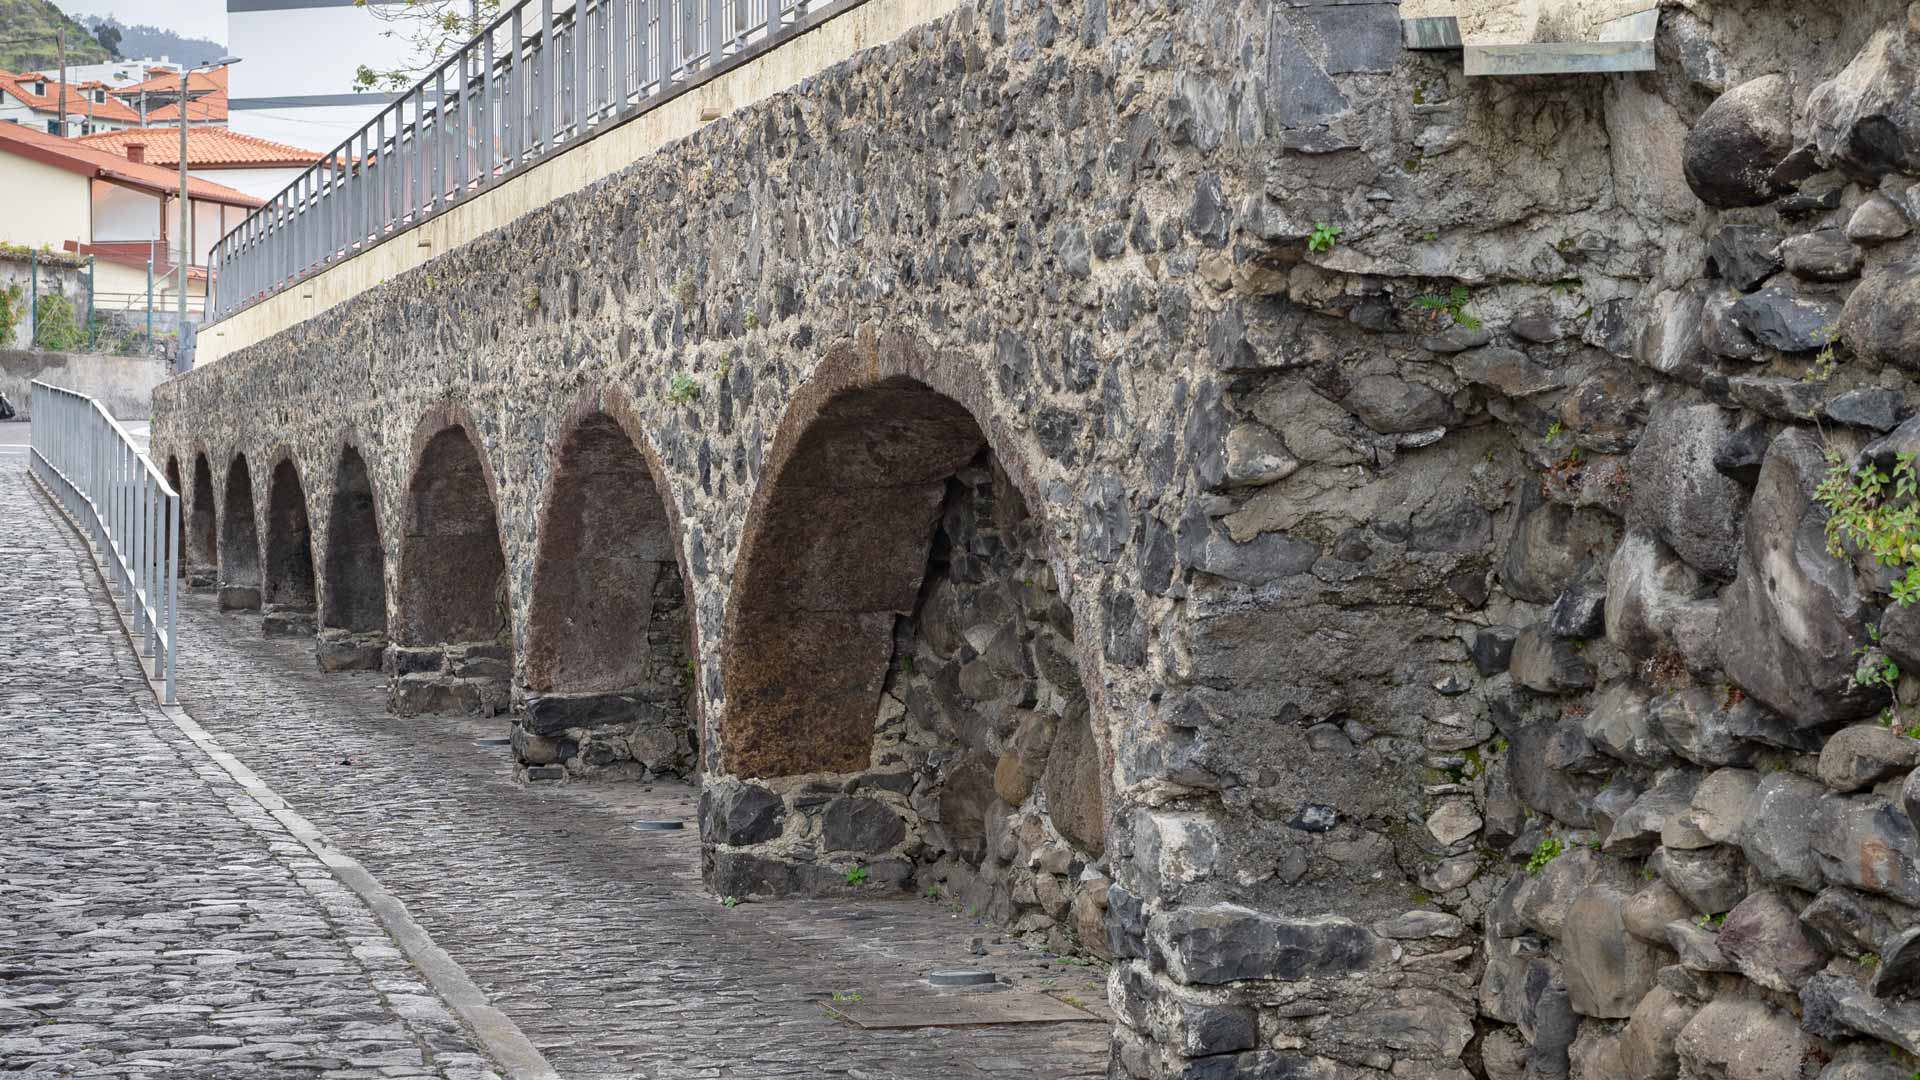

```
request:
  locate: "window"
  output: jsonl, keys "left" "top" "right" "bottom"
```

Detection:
{"left": 44, "top": 119, "right": 57, "bottom": 134}
{"left": 31, "top": 81, "right": 44, "bottom": 95}
{"left": 93, "top": 89, "right": 105, "bottom": 103}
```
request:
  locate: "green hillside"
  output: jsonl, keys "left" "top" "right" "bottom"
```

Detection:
{"left": 0, "top": 0, "right": 114, "bottom": 74}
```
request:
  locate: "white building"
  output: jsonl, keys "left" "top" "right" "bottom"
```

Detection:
{"left": 227, "top": 0, "right": 417, "bottom": 153}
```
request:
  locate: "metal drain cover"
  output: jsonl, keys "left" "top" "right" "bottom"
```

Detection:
{"left": 633, "top": 820, "right": 685, "bottom": 831}
{"left": 928, "top": 969, "right": 997, "bottom": 987}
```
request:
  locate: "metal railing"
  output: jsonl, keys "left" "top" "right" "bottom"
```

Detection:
{"left": 210, "top": 0, "right": 852, "bottom": 321}
{"left": 28, "top": 380, "right": 180, "bottom": 705}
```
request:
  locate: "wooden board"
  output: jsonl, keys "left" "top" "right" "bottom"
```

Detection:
{"left": 827, "top": 992, "right": 1100, "bottom": 1029}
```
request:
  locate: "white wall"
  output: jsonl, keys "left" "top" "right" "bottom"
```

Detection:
{"left": 0, "top": 153, "right": 89, "bottom": 248}
{"left": 190, "top": 165, "right": 306, "bottom": 202}
{"left": 92, "top": 180, "right": 163, "bottom": 242}
{"left": 229, "top": 2, "right": 415, "bottom": 153}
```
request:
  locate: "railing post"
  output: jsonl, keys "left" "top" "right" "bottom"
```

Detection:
{"left": 539, "top": 0, "right": 554, "bottom": 150}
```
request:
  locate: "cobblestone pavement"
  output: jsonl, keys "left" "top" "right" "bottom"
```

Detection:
{"left": 0, "top": 464, "right": 503, "bottom": 1078}
{"left": 167, "top": 561, "right": 1112, "bottom": 1075}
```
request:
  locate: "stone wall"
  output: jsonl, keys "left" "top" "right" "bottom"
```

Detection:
{"left": 149, "top": 0, "right": 1920, "bottom": 1076}
{"left": 1, "top": 349, "right": 162, "bottom": 420}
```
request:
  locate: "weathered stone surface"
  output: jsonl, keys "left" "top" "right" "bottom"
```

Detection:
{"left": 1624, "top": 880, "right": 1695, "bottom": 944}
{"left": 1502, "top": 501, "right": 1619, "bottom": 604}
{"left": 1819, "top": 1044, "right": 1914, "bottom": 1080}
{"left": 1719, "top": 429, "right": 1881, "bottom": 724}
{"left": 1812, "top": 795, "right": 1920, "bottom": 905}
{"left": 1871, "top": 925, "right": 1920, "bottom": 998}
{"left": 1511, "top": 624, "right": 1595, "bottom": 694}
{"left": 707, "top": 782, "right": 787, "bottom": 846}
{"left": 1707, "top": 225, "right": 1784, "bottom": 291}
{"left": 821, "top": 797, "right": 906, "bottom": 854}
{"left": 994, "top": 710, "right": 1057, "bottom": 805}
{"left": 1825, "top": 389, "right": 1906, "bottom": 433}
{"left": 1683, "top": 75, "right": 1794, "bottom": 208}
{"left": 1220, "top": 423, "right": 1300, "bottom": 488}
{"left": 1843, "top": 260, "right": 1920, "bottom": 372}
{"left": 1804, "top": 972, "right": 1920, "bottom": 1056}
{"left": 1518, "top": 848, "right": 1615, "bottom": 940}
{"left": 1628, "top": 405, "right": 1749, "bottom": 582}
{"left": 1801, "top": 885, "right": 1903, "bottom": 958}
{"left": 1783, "top": 229, "right": 1863, "bottom": 282}
{"left": 1153, "top": 906, "right": 1385, "bottom": 986}
{"left": 1041, "top": 712, "right": 1104, "bottom": 857}
{"left": 1646, "top": 689, "right": 1759, "bottom": 768}
{"left": 1472, "top": 626, "right": 1519, "bottom": 675}
{"left": 1584, "top": 682, "right": 1678, "bottom": 769}
{"left": 1548, "top": 570, "right": 1608, "bottom": 640}
{"left": 1675, "top": 998, "right": 1819, "bottom": 1080}
{"left": 1729, "top": 287, "right": 1845, "bottom": 353}
{"left": 1685, "top": 768, "right": 1760, "bottom": 846}
{"left": 1818, "top": 723, "right": 1920, "bottom": 792}
{"left": 1655, "top": 844, "right": 1749, "bottom": 915}
{"left": 1562, "top": 885, "right": 1668, "bottom": 1018}
{"left": 1715, "top": 891, "right": 1830, "bottom": 992}
{"left": 1605, "top": 771, "right": 1700, "bottom": 857}
{"left": 1848, "top": 194, "right": 1912, "bottom": 244}
{"left": 1740, "top": 772, "right": 1828, "bottom": 891}
{"left": 1665, "top": 919, "right": 1738, "bottom": 973}
{"left": 1621, "top": 985, "right": 1697, "bottom": 1080}
{"left": 1808, "top": 25, "right": 1920, "bottom": 179}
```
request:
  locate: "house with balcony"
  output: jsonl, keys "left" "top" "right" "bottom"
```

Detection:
{"left": 0, "top": 71, "right": 143, "bottom": 136}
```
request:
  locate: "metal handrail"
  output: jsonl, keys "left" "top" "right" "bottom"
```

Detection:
{"left": 28, "top": 380, "right": 180, "bottom": 704}
{"left": 209, "top": 0, "right": 849, "bottom": 323}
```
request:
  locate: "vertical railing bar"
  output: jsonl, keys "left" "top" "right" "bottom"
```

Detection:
{"left": 540, "top": 0, "right": 554, "bottom": 151}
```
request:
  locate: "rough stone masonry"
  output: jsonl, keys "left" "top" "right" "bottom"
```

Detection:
{"left": 151, "top": 0, "right": 1920, "bottom": 1075}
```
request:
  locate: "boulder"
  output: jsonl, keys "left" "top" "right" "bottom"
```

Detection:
{"left": 1819, "top": 1044, "right": 1915, "bottom": 1080}
{"left": 1683, "top": 75, "right": 1794, "bottom": 208}
{"left": 1871, "top": 925, "right": 1920, "bottom": 998}
{"left": 1812, "top": 795, "right": 1920, "bottom": 905}
{"left": 1624, "top": 880, "right": 1696, "bottom": 944}
{"left": 1339, "top": 374, "right": 1459, "bottom": 435}
{"left": 1605, "top": 771, "right": 1702, "bottom": 857}
{"left": 1042, "top": 712, "right": 1105, "bottom": 856}
{"left": 1637, "top": 287, "right": 1715, "bottom": 383}
{"left": 1685, "top": 768, "right": 1760, "bottom": 846}
{"left": 707, "top": 782, "right": 787, "bottom": 847}
{"left": 1665, "top": 919, "right": 1739, "bottom": 973}
{"left": 1627, "top": 407, "right": 1750, "bottom": 582}
{"left": 1740, "top": 772, "right": 1828, "bottom": 891}
{"left": 1800, "top": 885, "right": 1904, "bottom": 959}
{"left": 1502, "top": 500, "right": 1619, "bottom": 603}
{"left": 1549, "top": 569, "right": 1609, "bottom": 639}
{"left": 1584, "top": 681, "right": 1679, "bottom": 769}
{"left": 1849, "top": 194, "right": 1912, "bottom": 244}
{"left": 1818, "top": 723, "right": 1920, "bottom": 792}
{"left": 1472, "top": 625, "right": 1519, "bottom": 675}
{"left": 1729, "top": 287, "right": 1844, "bottom": 353}
{"left": 1675, "top": 998, "right": 1820, "bottom": 1080}
{"left": 1654, "top": 844, "right": 1748, "bottom": 914}
{"left": 822, "top": 797, "right": 907, "bottom": 854}
{"left": 1803, "top": 972, "right": 1920, "bottom": 1057}
{"left": 1559, "top": 367, "right": 1647, "bottom": 454}
{"left": 1707, "top": 225, "right": 1785, "bottom": 292}
{"left": 1825, "top": 389, "right": 1906, "bottom": 433}
{"left": 1703, "top": 289, "right": 1762, "bottom": 361}
{"left": 1842, "top": 260, "right": 1920, "bottom": 373}
{"left": 1511, "top": 624, "right": 1595, "bottom": 694}
{"left": 1562, "top": 884, "right": 1668, "bottom": 1018}
{"left": 1519, "top": 847, "right": 1615, "bottom": 940}
{"left": 1646, "top": 689, "right": 1760, "bottom": 767}
{"left": 1782, "top": 229, "right": 1863, "bottom": 282}
{"left": 1808, "top": 26, "right": 1920, "bottom": 179}
{"left": 1621, "top": 986, "right": 1698, "bottom": 1080}
{"left": 1153, "top": 905, "right": 1387, "bottom": 985}
{"left": 1220, "top": 423, "right": 1300, "bottom": 488}
{"left": 994, "top": 710, "right": 1057, "bottom": 805}
{"left": 1509, "top": 721, "right": 1602, "bottom": 829}
{"left": 1715, "top": 891, "right": 1831, "bottom": 992}
{"left": 1718, "top": 429, "right": 1882, "bottom": 724}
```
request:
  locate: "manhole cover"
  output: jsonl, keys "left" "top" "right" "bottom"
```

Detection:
{"left": 928, "top": 969, "right": 997, "bottom": 987}
{"left": 474, "top": 737, "right": 511, "bottom": 747}
{"left": 633, "top": 820, "right": 685, "bottom": 831}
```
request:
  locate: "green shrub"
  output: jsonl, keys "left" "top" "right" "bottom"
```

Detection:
{"left": 32, "top": 293, "right": 84, "bottom": 351}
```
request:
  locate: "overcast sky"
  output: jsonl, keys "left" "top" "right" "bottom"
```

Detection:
{"left": 57, "top": 1, "right": 228, "bottom": 45}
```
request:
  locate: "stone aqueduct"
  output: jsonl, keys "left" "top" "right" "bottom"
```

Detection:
{"left": 152, "top": 0, "right": 1920, "bottom": 1076}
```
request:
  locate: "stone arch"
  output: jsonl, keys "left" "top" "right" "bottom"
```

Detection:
{"left": 519, "top": 408, "right": 695, "bottom": 779}
{"left": 392, "top": 411, "right": 510, "bottom": 716}
{"left": 262, "top": 455, "right": 318, "bottom": 636}
{"left": 164, "top": 456, "right": 187, "bottom": 579}
{"left": 317, "top": 443, "right": 389, "bottom": 671}
{"left": 219, "top": 453, "right": 261, "bottom": 610}
{"left": 188, "top": 452, "right": 217, "bottom": 587}
{"left": 712, "top": 334, "right": 1111, "bottom": 951}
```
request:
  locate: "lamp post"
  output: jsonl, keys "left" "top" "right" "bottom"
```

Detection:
{"left": 177, "top": 57, "right": 242, "bottom": 336}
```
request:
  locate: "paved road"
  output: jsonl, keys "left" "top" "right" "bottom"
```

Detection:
{"left": 168, "top": 547, "right": 1113, "bottom": 1077}
{"left": 0, "top": 464, "right": 503, "bottom": 1078}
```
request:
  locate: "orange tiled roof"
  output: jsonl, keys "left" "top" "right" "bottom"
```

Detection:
{"left": 77, "top": 127, "right": 322, "bottom": 169}
{"left": 0, "top": 121, "right": 262, "bottom": 207}
{"left": 0, "top": 71, "right": 143, "bottom": 124}
{"left": 114, "top": 66, "right": 228, "bottom": 124}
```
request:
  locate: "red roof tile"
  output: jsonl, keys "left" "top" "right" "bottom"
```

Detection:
{"left": 0, "top": 71, "right": 143, "bottom": 124}
{"left": 77, "top": 127, "right": 322, "bottom": 169}
{"left": 0, "top": 122, "right": 262, "bottom": 207}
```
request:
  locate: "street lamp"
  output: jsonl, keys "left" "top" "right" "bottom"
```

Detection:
{"left": 177, "top": 56, "right": 241, "bottom": 340}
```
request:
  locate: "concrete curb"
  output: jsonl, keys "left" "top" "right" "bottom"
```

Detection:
{"left": 26, "top": 471, "right": 561, "bottom": 1080}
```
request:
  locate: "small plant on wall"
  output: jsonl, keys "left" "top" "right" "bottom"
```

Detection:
{"left": 32, "top": 293, "right": 84, "bottom": 352}
{"left": 0, "top": 283, "right": 21, "bottom": 347}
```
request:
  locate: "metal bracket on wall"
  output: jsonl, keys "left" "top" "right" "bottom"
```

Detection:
{"left": 1402, "top": 7, "right": 1658, "bottom": 76}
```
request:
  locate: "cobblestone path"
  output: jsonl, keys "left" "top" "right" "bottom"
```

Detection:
{"left": 0, "top": 464, "right": 502, "bottom": 1078}
{"left": 167, "top": 556, "right": 1113, "bottom": 1072}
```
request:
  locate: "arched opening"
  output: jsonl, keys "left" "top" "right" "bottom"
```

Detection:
{"left": 218, "top": 454, "right": 261, "bottom": 610}
{"left": 164, "top": 457, "right": 187, "bottom": 579}
{"left": 317, "top": 444, "right": 388, "bottom": 671}
{"left": 715, "top": 374, "right": 1108, "bottom": 955}
{"left": 519, "top": 413, "right": 692, "bottom": 781}
{"left": 392, "top": 424, "right": 509, "bottom": 717}
{"left": 262, "top": 458, "right": 317, "bottom": 637}
{"left": 188, "top": 454, "right": 217, "bottom": 587}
